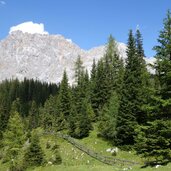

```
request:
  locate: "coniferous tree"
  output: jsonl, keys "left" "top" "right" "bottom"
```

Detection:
{"left": 39, "top": 95, "right": 57, "bottom": 130}
{"left": 90, "top": 59, "right": 98, "bottom": 112}
{"left": 68, "top": 103, "right": 78, "bottom": 137}
{"left": 91, "top": 35, "right": 124, "bottom": 115}
{"left": 58, "top": 70, "right": 71, "bottom": 122}
{"left": 153, "top": 10, "right": 171, "bottom": 102}
{"left": 116, "top": 30, "right": 149, "bottom": 146}
{"left": 98, "top": 91, "right": 119, "bottom": 141}
{"left": 135, "top": 29, "right": 145, "bottom": 57}
{"left": 74, "top": 99, "right": 92, "bottom": 138}
{"left": 135, "top": 29, "right": 151, "bottom": 124}
{"left": 28, "top": 101, "right": 39, "bottom": 130}
{"left": 71, "top": 63, "right": 92, "bottom": 138}
{"left": 91, "top": 59, "right": 105, "bottom": 113}
{"left": 0, "top": 105, "right": 8, "bottom": 139}
{"left": 10, "top": 98, "right": 22, "bottom": 115}
{"left": 136, "top": 10, "right": 171, "bottom": 163}
{"left": 74, "top": 55, "right": 84, "bottom": 83}
{"left": 2, "top": 111, "right": 25, "bottom": 161}
{"left": 24, "top": 133, "right": 45, "bottom": 167}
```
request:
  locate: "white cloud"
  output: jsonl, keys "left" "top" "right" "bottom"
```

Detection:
{"left": 9, "top": 21, "right": 49, "bottom": 35}
{"left": 0, "top": 1, "right": 6, "bottom": 5}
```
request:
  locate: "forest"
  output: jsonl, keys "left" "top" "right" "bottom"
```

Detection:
{"left": 0, "top": 10, "right": 171, "bottom": 171}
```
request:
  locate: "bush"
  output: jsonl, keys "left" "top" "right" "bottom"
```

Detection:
{"left": 46, "top": 141, "right": 51, "bottom": 149}
{"left": 51, "top": 143, "right": 59, "bottom": 151}
{"left": 49, "top": 149, "right": 62, "bottom": 165}
{"left": 9, "top": 159, "right": 25, "bottom": 171}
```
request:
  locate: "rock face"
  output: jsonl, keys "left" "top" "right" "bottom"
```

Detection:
{"left": 0, "top": 31, "right": 127, "bottom": 84}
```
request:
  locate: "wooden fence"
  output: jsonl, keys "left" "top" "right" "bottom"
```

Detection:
{"left": 45, "top": 131, "right": 143, "bottom": 167}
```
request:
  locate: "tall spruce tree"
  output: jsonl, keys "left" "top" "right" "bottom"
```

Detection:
{"left": 135, "top": 29, "right": 145, "bottom": 57}
{"left": 58, "top": 70, "right": 71, "bottom": 122}
{"left": 98, "top": 91, "right": 119, "bottom": 142}
{"left": 90, "top": 59, "right": 99, "bottom": 115}
{"left": 74, "top": 99, "right": 92, "bottom": 138}
{"left": 135, "top": 29, "right": 151, "bottom": 124}
{"left": 116, "top": 30, "right": 148, "bottom": 146}
{"left": 28, "top": 101, "right": 39, "bottom": 130}
{"left": 24, "top": 133, "right": 45, "bottom": 167}
{"left": 2, "top": 111, "right": 25, "bottom": 161}
{"left": 74, "top": 55, "right": 85, "bottom": 84}
{"left": 39, "top": 95, "right": 56, "bottom": 130}
{"left": 91, "top": 35, "right": 124, "bottom": 115}
{"left": 135, "top": 10, "right": 171, "bottom": 163}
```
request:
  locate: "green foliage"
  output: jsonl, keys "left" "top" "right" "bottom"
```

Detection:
{"left": 86, "top": 102, "right": 96, "bottom": 122}
{"left": 24, "top": 133, "right": 45, "bottom": 167}
{"left": 28, "top": 101, "right": 39, "bottom": 130}
{"left": 58, "top": 70, "right": 72, "bottom": 121}
{"left": 116, "top": 29, "right": 149, "bottom": 146}
{"left": 2, "top": 111, "right": 25, "bottom": 161}
{"left": 98, "top": 92, "right": 119, "bottom": 142}
{"left": 136, "top": 10, "right": 171, "bottom": 163}
{"left": 68, "top": 103, "right": 78, "bottom": 137}
{"left": 91, "top": 35, "right": 124, "bottom": 115}
{"left": 49, "top": 149, "right": 62, "bottom": 165}
{"left": 0, "top": 78, "right": 59, "bottom": 138}
{"left": 39, "top": 95, "right": 64, "bottom": 131}
{"left": 69, "top": 99, "right": 92, "bottom": 139}
{"left": 74, "top": 55, "right": 85, "bottom": 83}
{"left": 154, "top": 10, "right": 171, "bottom": 102}
{"left": 135, "top": 120, "right": 171, "bottom": 163}
{"left": 9, "top": 158, "right": 25, "bottom": 171}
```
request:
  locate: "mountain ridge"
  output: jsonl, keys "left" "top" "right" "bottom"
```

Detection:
{"left": 0, "top": 31, "right": 127, "bottom": 84}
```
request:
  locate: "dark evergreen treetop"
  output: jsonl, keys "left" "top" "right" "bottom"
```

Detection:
{"left": 58, "top": 70, "right": 71, "bottom": 119}
{"left": 74, "top": 55, "right": 85, "bottom": 83}
{"left": 135, "top": 29, "right": 145, "bottom": 57}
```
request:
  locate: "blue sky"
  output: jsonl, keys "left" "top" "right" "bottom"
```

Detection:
{"left": 0, "top": 0, "right": 170, "bottom": 57}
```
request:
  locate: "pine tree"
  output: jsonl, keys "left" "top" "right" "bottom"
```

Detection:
{"left": 98, "top": 91, "right": 119, "bottom": 141}
{"left": 91, "top": 59, "right": 105, "bottom": 113}
{"left": 90, "top": 59, "right": 97, "bottom": 110}
{"left": 74, "top": 99, "right": 92, "bottom": 139}
{"left": 135, "top": 120, "right": 171, "bottom": 163}
{"left": 74, "top": 55, "right": 84, "bottom": 83}
{"left": 40, "top": 95, "right": 66, "bottom": 131}
{"left": 39, "top": 95, "right": 56, "bottom": 130}
{"left": 154, "top": 10, "right": 171, "bottom": 103}
{"left": 135, "top": 29, "right": 145, "bottom": 57}
{"left": 0, "top": 105, "right": 7, "bottom": 139}
{"left": 68, "top": 103, "right": 78, "bottom": 137}
{"left": 24, "top": 133, "right": 45, "bottom": 167}
{"left": 10, "top": 98, "right": 22, "bottom": 115}
{"left": 58, "top": 70, "right": 71, "bottom": 122}
{"left": 2, "top": 111, "right": 25, "bottom": 161}
{"left": 28, "top": 101, "right": 39, "bottom": 130}
{"left": 116, "top": 30, "right": 149, "bottom": 146}
{"left": 136, "top": 10, "right": 171, "bottom": 163}
{"left": 91, "top": 35, "right": 124, "bottom": 115}
{"left": 135, "top": 29, "right": 151, "bottom": 124}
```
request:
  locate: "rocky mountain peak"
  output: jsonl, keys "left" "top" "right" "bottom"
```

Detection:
{"left": 0, "top": 31, "right": 127, "bottom": 84}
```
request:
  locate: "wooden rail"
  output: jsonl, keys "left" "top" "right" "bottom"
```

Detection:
{"left": 44, "top": 131, "right": 142, "bottom": 167}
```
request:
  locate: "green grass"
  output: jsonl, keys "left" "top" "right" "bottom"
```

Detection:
{"left": 26, "top": 163, "right": 171, "bottom": 171}
{"left": 0, "top": 127, "right": 171, "bottom": 171}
